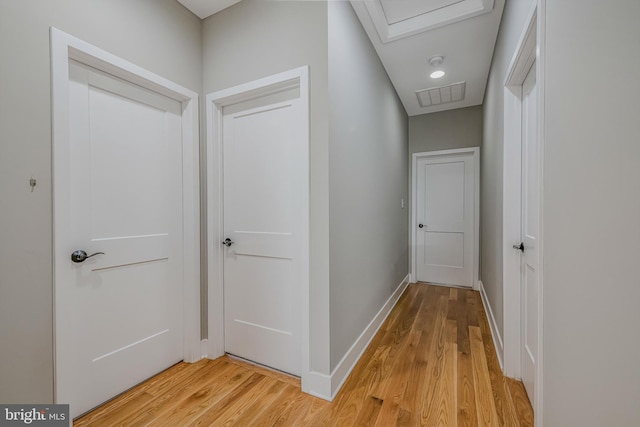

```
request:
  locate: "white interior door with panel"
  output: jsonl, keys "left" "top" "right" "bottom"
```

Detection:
{"left": 518, "top": 61, "right": 539, "bottom": 400}
{"left": 59, "top": 61, "right": 184, "bottom": 417}
{"left": 221, "top": 88, "right": 306, "bottom": 376}
{"left": 502, "top": 7, "right": 543, "bottom": 420}
{"left": 413, "top": 148, "right": 478, "bottom": 288}
{"left": 53, "top": 41, "right": 199, "bottom": 418}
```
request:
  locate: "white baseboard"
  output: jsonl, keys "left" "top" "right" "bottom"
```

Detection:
{"left": 200, "top": 339, "right": 209, "bottom": 359}
{"left": 301, "top": 370, "right": 332, "bottom": 400}
{"left": 315, "top": 273, "right": 410, "bottom": 401}
{"left": 478, "top": 280, "right": 504, "bottom": 369}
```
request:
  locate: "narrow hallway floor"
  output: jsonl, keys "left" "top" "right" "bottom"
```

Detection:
{"left": 75, "top": 283, "right": 533, "bottom": 426}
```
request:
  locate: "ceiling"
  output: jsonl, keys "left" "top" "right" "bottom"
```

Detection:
{"left": 178, "top": 0, "right": 505, "bottom": 116}
{"left": 177, "top": 0, "right": 242, "bottom": 19}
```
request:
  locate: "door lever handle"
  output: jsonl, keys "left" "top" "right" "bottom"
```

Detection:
{"left": 513, "top": 242, "right": 524, "bottom": 252}
{"left": 71, "top": 250, "right": 105, "bottom": 263}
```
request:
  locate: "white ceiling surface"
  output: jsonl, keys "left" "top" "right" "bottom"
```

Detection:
{"left": 177, "top": 0, "right": 242, "bottom": 19}
{"left": 351, "top": 0, "right": 504, "bottom": 115}
{"left": 178, "top": 0, "right": 504, "bottom": 116}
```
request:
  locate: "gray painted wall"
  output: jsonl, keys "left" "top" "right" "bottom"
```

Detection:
{"left": 409, "top": 106, "right": 482, "bottom": 155}
{"left": 202, "top": 0, "right": 332, "bottom": 374}
{"left": 203, "top": 0, "right": 410, "bottom": 374}
{"left": 408, "top": 106, "right": 482, "bottom": 282}
{"left": 328, "top": 1, "right": 409, "bottom": 370}
{"left": 0, "top": 0, "right": 202, "bottom": 403}
{"left": 481, "top": 0, "right": 534, "bottom": 349}
{"left": 542, "top": 1, "right": 640, "bottom": 424}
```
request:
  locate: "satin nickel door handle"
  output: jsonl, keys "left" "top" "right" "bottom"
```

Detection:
{"left": 513, "top": 242, "right": 524, "bottom": 252}
{"left": 71, "top": 250, "right": 105, "bottom": 263}
{"left": 222, "top": 238, "right": 234, "bottom": 247}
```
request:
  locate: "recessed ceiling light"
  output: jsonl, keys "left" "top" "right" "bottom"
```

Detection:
{"left": 430, "top": 70, "right": 445, "bottom": 79}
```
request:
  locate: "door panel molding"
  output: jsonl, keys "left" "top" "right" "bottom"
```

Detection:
{"left": 51, "top": 28, "right": 201, "bottom": 407}
{"left": 206, "top": 66, "right": 310, "bottom": 390}
{"left": 411, "top": 147, "right": 480, "bottom": 289}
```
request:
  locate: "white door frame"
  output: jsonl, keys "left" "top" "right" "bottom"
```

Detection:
{"left": 51, "top": 28, "right": 201, "bottom": 403}
{"left": 206, "top": 67, "right": 310, "bottom": 385}
{"left": 411, "top": 147, "right": 480, "bottom": 290}
{"left": 502, "top": 2, "right": 545, "bottom": 424}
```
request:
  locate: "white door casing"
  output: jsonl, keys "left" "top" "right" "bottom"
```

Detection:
{"left": 412, "top": 148, "right": 479, "bottom": 288}
{"left": 51, "top": 29, "right": 200, "bottom": 417}
{"left": 207, "top": 67, "right": 310, "bottom": 381}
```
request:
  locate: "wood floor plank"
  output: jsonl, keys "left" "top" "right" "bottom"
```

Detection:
{"left": 265, "top": 387, "right": 317, "bottom": 427}
{"left": 149, "top": 363, "right": 253, "bottom": 427}
{"left": 372, "top": 329, "right": 421, "bottom": 427}
{"left": 466, "top": 290, "right": 480, "bottom": 327}
{"left": 230, "top": 379, "right": 288, "bottom": 426}
{"left": 507, "top": 377, "right": 534, "bottom": 427}
{"left": 124, "top": 360, "right": 239, "bottom": 424}
{"left": 297, "top": 394, "right": 331, "bottom": 427}
{"left": 420, "top": 309, "right": 457, "bottom": 426}
{"left": 418, "top": 295, "right": 448, "bottom": 425}
{"left": 400, "top": 289, "right": 446, "bottom": 426}
{"left": 353, "top": 395, "right": 384, "bottom": 426}
{"left": 249, "top": 383, "right": 308, "bottom": 427}
{"left": 185, "top": 372, "right": 266, "bottom": 426}
{"left": 470, "top": 326, "right": 500, "bottom": 427}
{"left": 475, "top": 294, "right": 521, "bottom": 427}
{"left": 427, "top": 319, "right": 458, "bottom": 427}
{"left": 447, "top": 288, "right": 458, "bottom": 321}
{"left": 458, "top": 351, "right": 478, "bottom": 427}
{"left": 458, "top": 288, "right": 471, "bottom": 354}
{"left": 314, "top": 344, "right": 389, "bottom": 426}
{"left": 143, "top": 358, "right": 224, "bottom": 397}
{"left": 382, "top": 284, "right": 419, "bottom": 333}
{"left": 75, "top": 283, "right": 533, "bottom": 427}
{"left": 226, "top": 356, "right": 301, "bottom": 388}
{"left": 369, "top": 288, "right": 424, "bottom": 400}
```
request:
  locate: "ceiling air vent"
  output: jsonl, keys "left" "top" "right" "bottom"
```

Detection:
{"left": 416, "top": 81, "right": 466, "bottom": 107}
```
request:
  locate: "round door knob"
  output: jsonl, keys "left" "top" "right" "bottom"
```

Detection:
{"left": 71, "top": 250, "right": 105, "bottom": 263}
{"left": 222, "top": 238, "right": 234, "bottom": 247}
{"left": 418, "top": 224, "right": 424, "bottom": 229}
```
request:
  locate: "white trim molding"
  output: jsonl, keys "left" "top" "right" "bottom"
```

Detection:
{"left": 354, "top": 0, "right": 495, "bottom": 44}
{"left": 535, "top": 2, "right": 546, "bottom": 425}
{"left": 50, "top": 27, "right": 201, "bottom": 402}
{"left": 206, "top": 66, "right": 312, "bottom": 393}
{"left": 478, "top": 281, "right": 504, "bottom": 369}
{"left": 411, "top": 147, "right": 480, "bottom": 290}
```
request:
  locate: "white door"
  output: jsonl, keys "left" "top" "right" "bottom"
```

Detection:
{"left": 415, "top": 151, "right": 476, "bottom": 287}
{"left": 519, "top": 62, "right": 538, "bottom": 399}
{"left": 222, "top": 89, "right": 304, "bottom": 376}
{"left": 56, "top": 61, "right": 184, "bottom": 418}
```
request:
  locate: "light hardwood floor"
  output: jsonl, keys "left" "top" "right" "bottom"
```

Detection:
{"left": 75, "top": 283, "right": 533, "bottom": 426}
